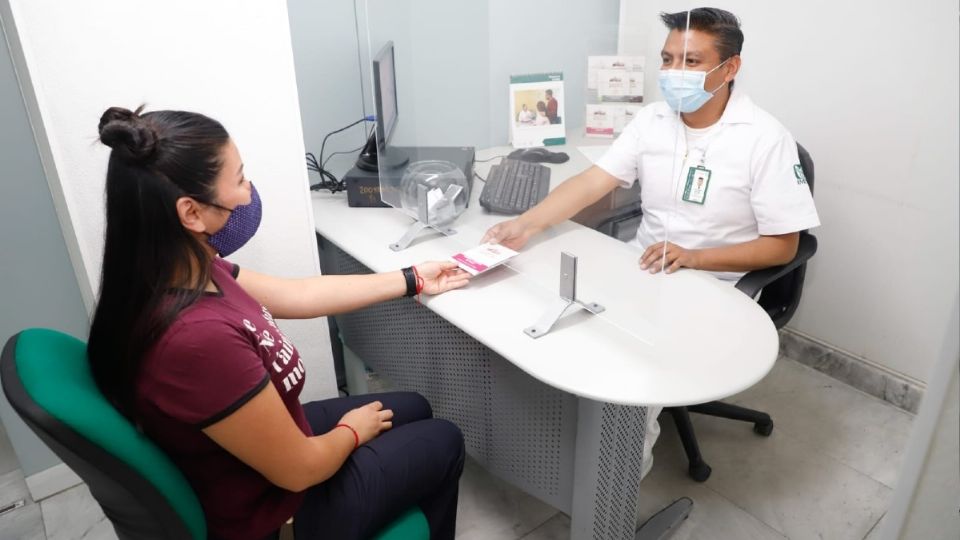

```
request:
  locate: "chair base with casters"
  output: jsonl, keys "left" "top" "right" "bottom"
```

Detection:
{"left": 665, "top": 230, "right": 816, "bottom": 485}
{"left": 666, "top": 401, "right": 774, "bottom": 483}
{"left": 1, "top": 328, "right": 430, "bottom": 540}
{"left": 628, "top": 233, "right": 812, "bottom": 537}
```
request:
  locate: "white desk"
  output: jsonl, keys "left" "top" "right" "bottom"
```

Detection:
{"left": 311, "top": 138, "right": 778, "bottom": 539}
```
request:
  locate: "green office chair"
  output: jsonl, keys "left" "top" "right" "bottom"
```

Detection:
{"left": 1, "top": 328, "right": 429, "bottom": 540}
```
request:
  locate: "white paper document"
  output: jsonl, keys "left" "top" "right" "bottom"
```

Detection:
{"left": 451, "top": 243, "right": 519, "bottom": 276}
{"left": 587, "top": 55, "right": 646, "bottom": 90}
{"left": 597, "top": 70, "right": 644, "bottom": 103}
{"left": 585, "top": 104, "right": 642, "bottom": 138}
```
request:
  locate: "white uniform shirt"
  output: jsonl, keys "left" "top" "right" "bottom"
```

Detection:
{"left": 596, "top": 90, "right": 820, "bottom": 281}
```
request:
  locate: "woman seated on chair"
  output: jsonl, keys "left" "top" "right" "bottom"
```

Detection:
{"left": 86, "top": 106, "right": 470, "bottom": 540}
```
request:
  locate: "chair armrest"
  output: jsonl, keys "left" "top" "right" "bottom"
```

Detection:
{"left": 594, "top": 204, "right": 643, "bottom": 232}
{"left": 735, "top": 234, "right": 818, "bottom": 298}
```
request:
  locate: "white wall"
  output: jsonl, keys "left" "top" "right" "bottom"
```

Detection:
{"left": 881, "top": 299, "right": 959, "bottom": 539}
{"left": 3, "top": 0, "right": 336, "bottom": 400}
{"left": 0, "top": 15, "right": 91, "bottom": 481}
{"left": 897, "top": 367, "right": 959, "bottom": 538}
{"left": 360, "top": 0, "right": 620, "bottom": 150}
{"left": 619, "top": 0, "right": 960, "bottom": 383}
{"left": 486, "top": 0, "right": 621, "bottom": 144}
{"left": 287, "top": 0, "right": 371, "bottom": 181}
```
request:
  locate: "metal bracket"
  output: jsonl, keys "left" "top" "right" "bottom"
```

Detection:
{"left": 635, "top": 497, "right": 693, "bottom": 539}
{"left": 524, "top": 252, "right": 605, "bottom": 338}
{"left": 389, "top": 184, "right": 458, "bottom": 251}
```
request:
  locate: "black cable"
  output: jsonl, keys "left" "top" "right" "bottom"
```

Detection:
{"left": 472, "top": 155, "right": 502, "bottom": 185}
{"left": 308, "top": 118, "right": 373, "bottom": 193}
{"left": 322, "top": 124, "right": 373, "bottom": 170}
{"left": 319, "top": 117, "right": 367, "bottom": 166}
{"left": 306, "top": 152, "right": 340, "bottom": 193}
{"left": 323, "top": 144, "right": 367, "bottom": 170}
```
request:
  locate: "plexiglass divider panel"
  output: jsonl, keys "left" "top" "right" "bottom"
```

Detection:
{"left": 358, "top": 0, "right": 735, "bottom": 357}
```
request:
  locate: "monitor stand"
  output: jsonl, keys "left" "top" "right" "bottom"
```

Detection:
{"left": 355, "top": 133, "right": 410, "bottom": 173}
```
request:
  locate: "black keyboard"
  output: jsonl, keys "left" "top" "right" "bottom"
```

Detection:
{"left": 478, "top": 158, "right": 551, "bottom": 214}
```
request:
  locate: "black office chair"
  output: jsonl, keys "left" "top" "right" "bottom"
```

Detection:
{"left": 665, "top": 143, "right": 817, "bottom": 482}
{"left": 595, "top": 143, "right": 818, "bottom": 483}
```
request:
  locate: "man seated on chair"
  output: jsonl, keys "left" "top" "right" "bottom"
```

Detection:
{"left": 482, "top": 7, "right": 820, "bottom": 478}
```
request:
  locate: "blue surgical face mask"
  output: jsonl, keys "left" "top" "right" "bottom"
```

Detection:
{"left": 206, "top": 182, "right": 262, "bottom": 257}
{"left": 658, "top": 58, "right": 730, "bottom": 113}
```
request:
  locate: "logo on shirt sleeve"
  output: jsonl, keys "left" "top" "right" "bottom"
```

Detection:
{"left": 793, "top": 164, "right": 808, "bottom": 185}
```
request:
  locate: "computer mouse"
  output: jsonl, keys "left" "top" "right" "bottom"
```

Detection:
{"left": 508, "top": 148, "right": 570, "bottom": 164}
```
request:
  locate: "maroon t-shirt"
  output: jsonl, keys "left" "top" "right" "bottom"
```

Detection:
{"left": 135, "top": 258, "right": 309, "bottom": 540}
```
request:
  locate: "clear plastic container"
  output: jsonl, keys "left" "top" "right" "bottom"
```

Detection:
{"left": 399, "top": 160, "right": 469, "bottom": 226}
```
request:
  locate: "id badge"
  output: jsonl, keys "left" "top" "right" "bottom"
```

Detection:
{"left": 682, "top": 166, "right": 711, "bottom": 205}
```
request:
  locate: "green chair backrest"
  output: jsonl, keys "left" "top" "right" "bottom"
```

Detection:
{"left": 3, "top": 328, "right": 431, "bottom": 540}
{"left": 1, "top": 328, "right": 206, "bottom": 539}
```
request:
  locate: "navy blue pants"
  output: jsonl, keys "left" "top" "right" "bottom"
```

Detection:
{"left": 292, "top": 392, "right": 465, "bottom": 540}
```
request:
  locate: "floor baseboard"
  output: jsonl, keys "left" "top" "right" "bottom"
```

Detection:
{"left": 779, "top": 328, "right": 924, "bottom": 414}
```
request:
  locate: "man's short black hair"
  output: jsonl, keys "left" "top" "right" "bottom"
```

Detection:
{"left": 660, "top": 7, "right": 744, "bottom": 61}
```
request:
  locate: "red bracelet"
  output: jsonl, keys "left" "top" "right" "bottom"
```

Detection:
{"left": 335, "top": 423, "right": 359, "bottom": 450}
{"left": 412, "top": 266, "right": 425, "bottom": 301}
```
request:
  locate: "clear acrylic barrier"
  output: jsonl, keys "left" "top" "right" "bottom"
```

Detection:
{"left": 341, "top": 3, "right": 891, "bottom": 538}
{"left": 358, "top": 0, "right": 774, "bottom": 396}
{"left": 361, "top": 0, "right": 633, "bottom": 336}
{"left": 352, "top": 5, "right": 786, "bottom": 538}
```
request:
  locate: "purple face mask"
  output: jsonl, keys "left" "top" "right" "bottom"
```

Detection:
{"left": 207, "top": 183, "right": 262, "bottom": 256}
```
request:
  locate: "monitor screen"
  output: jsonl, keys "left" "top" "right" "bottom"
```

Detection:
{"left": 372, "top": 41, "right": 398, "bottom": 149}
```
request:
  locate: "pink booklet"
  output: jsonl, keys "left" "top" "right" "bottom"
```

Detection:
{"left": 451, "top": 243, "right": 519, "bottom": 276}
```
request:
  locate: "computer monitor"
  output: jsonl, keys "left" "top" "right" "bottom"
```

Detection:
{"left": 373, "top": 41, "right": 397, "bottom": 149}
{"left": 356, "top": 41, "right": 407, "bottom": 171}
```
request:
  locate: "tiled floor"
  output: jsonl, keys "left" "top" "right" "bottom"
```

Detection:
{"left": 0, "top": 355, "right": 916, "bottom": 540}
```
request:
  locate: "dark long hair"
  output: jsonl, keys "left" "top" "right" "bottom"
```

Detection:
{"left": 87, "top": 106, "right": 230, "bottom": 418}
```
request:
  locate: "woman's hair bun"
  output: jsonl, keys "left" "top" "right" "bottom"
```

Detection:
{"left": 98, "top": 105, "right": 158, "bottom": 163}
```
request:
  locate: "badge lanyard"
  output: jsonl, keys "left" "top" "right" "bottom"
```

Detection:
{"left": 660, "top": 7, "right": 711, "bottom": 272}
{"left": 680, "top": 123, "right": 723, "bottom": 205}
